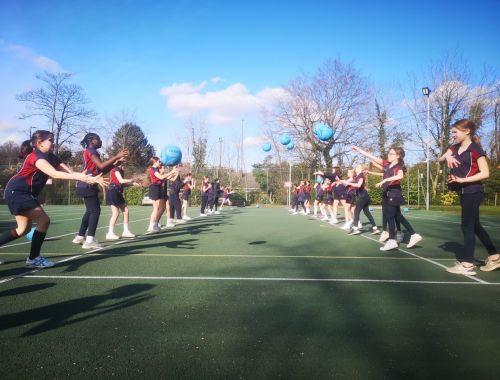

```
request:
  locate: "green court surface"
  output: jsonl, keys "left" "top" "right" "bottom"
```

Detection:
{"left": 1, "top": 205, "right": 499, "bottom": 379}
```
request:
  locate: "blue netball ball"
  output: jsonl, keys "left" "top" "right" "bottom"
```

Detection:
{"left": 262, "top": 143, "right": 272, "bottom": 152}
{"left": 280, "top": 134, "right": 291, "bottom": 145}
{"left": 26, "top": 227, "right": 36, "bottom": 241}
{"left": 287, "top": 142, "right": 295, "bottom": 150}
{"left": 313, "top": 123, "right": 323, "bottom": 136}
{"left": 160, "top": 145, "right": 182, "bottom": 166}
{"left": 315, "top": 123, "right": 333, "bottom": 141}
{"left": 316, "top": 176, "right": 323, "bottom": 183}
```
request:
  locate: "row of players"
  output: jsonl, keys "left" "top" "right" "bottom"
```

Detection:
{"left": 0, "top": 131, "right": 232, "bottom": 268}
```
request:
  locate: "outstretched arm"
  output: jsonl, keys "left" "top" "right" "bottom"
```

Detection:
{"left": 351, "top": 145, "right": 383, "bottom": 166}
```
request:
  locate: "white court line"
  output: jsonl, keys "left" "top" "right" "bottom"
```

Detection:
{"left": 310, "top": 215, "right": 490, "bottom": 284}
{"left": 0, "top": 216, "right": 152, "bottom": 249}
{"left": 21, "top": 274, "right": 500, "bottom": 286}
{"left": 0, "top": 213, "right": 208, "bottom": 284}
{"left": 403, "top": 213, "right": 500, "bottom": 229}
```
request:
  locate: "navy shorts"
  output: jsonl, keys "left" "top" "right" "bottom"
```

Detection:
{"left": 182, "top": 192, "right": 190, "bottom": 201}
{"left": 5, "top": 190, "right": 41, "bottom": 215}
{"left": 346, "top": 192, "right": 356, "bottom": 204}
{"left": 106, "top": 187, "right": 126, "bottom": 206}
{"left": 316, "top": 194, "right": 324, "bottom": 202}
{"left": 149, "top": 184, "right": 162, "bottom": 200}
{"left": 75, "top": 183, "right": 99, "bottom": 197}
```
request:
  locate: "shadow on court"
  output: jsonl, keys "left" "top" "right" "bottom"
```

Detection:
{"left": 0, "top": 283, "right": 155, "bottom": 337}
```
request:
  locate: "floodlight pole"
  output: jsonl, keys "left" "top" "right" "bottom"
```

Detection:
{"left": 422, "top": 87, "right": 431, "bottom": 211}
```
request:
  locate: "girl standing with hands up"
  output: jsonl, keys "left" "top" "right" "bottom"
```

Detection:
{"left": 73, "top": 133, "right": 128, "bottom": 249}
{"left": 439, "top": 119, "right": 499, "bottom": 275}
{"left": 352, "top": 145, "right": 422, "bottom": 251}
{"left": 0, "top": 130, "right": 106, "bottom": 268}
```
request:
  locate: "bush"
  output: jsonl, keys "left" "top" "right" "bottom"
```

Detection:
{"left": 440, "top": 191, "right": 459, "bottom": 206}
{"left": 125, "top": 186, "right": 147, "bottom": 205}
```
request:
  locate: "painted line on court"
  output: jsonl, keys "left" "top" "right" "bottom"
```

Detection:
{"left": 312, "top": 216, "right": 490, "bottom": 284}
{"left": 20, "top": 274, "right": 500, "bottom": 285}
{"left": 0, "top": 216, "right": 152, "bottom": 249}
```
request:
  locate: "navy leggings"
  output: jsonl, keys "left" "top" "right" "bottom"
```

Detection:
{"left": 459, "top": 192, "right": 497, "bottom": 263}
{"left": 78, "top": 195, "right": 101, "bottom": 237}
{"left": 200, "top": 195, "right": 209, "bottom": 214}
{"left": 352, "top": 192, "right": 376, "bottom": 227}
{"left": 382, "top": 201, "right": 415, "bottom": 240}
{"left": 169, "top": 194, "right": 182, "bottom": 219}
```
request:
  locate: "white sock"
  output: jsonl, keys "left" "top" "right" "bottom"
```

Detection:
{"left": 149, "top": 223, "right": 155, "bottom": 230}
{"left": 86, "top": 236, "right": 94, "bottom": 243}
{"left": 108, "top": 226, "right": 114, "bottom": 234}
{"left": 123, "top": 223, "right": 130, "bottom": 233}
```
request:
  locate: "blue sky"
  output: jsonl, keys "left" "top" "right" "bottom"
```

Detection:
{"left": 1, "top": 0, "right": 499, "bottom": 168}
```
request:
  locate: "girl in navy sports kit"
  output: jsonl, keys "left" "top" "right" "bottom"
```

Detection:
{"left": 352, "top": 145, "right": 422, "bottom": 251}
{"left": 0, "top": 130, "right": 106, "bottom": 268}
{"left": 347, "top": 164, "right": 379, "bottom": 235}
{"left": 439, "top": 119, "right": 499, "bottom": 275}
{"left": 146, "top": 158, "right": 178, "bottom": 233}
{"left": 181, "top": 173, "right": 194, "bottom": 220}
{"left": 105, "top": 158, "right": 141, "bottom": 240}
{"left": 73, "top": 133, "right": 128, "bottom": 249}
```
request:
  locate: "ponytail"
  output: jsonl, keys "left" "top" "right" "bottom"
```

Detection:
{"left": 19, "top": 130, "right": 53, "bottom": 158}
{"left": 19, "top": 140, "right": 33, "bottom": 159}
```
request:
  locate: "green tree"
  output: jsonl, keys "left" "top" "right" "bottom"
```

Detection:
{"left": 107, "top": 123, "right": 155, "bottom": 168}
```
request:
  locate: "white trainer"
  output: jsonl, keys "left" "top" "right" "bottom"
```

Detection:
{"left": 370, "top": 227, "right": 380, "bottom": 235}
{"left": 182, "top": 216, "right": 191, "bottom": 220}
{"left": 82, "top": 240, "right": 103, "bottom": 250}
{"left": 105, "top": 233, "right": 120, "bottom": 240}
{"left": 407, "top": 233, "right": 422, "bottom": 248}
{"left": 121, "top": 231, "right": 135, "bottom": 238}
{"left": 379, "top": 231, "right": 389, "bottom": 242}
{"left": 380, "top": 239, "right": 398, "bottom": 251}
{"left": 72, "top": 236, "right": 85, "bottom": 245}
{"left": 446, "top": 261, "right": 476, "bottom": 276}
{"left": 199, "top": 213, "right": 207, "bottom": 217}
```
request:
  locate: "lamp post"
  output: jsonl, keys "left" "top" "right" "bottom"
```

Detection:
{"left": 422, "top": 87, "right": 431, "bottom": 211}
{"left": 29, "top": 126, "right": 36, "bottom": 138}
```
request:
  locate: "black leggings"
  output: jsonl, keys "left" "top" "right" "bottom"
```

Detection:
{"left": 200, "top": 195, "right": 209, "bottom": 214}
{"left": 353, "top": 192, "right": 376, "bottom": 227}
{"left": 459, "top": 192, "right": 497, "bottom": 263}
{"left": 381, "top": 197, "right": 401, "bottom": 232}
{"left": 78, "top": 195, "right": 101, "bottom": 237}
{"left": 169, "top": 194, "right": 182, "bottom": 219}
{"left": 383, "top": 201, "right": 415, "bottom": 240}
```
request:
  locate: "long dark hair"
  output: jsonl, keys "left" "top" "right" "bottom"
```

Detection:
{"left": 19, "top": 130, "right": 53, "bottom": 159}
{"left": 80, "top": 133, "right": 100, "bottom": 148}
{"left": 390, "top": 146, "right": 407, "bottom": 173}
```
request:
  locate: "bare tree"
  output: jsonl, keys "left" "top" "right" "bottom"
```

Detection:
{"left": 266, "top": 59, "right": 372, "bottom": 171}
{"left": 16, "top": 72, "right": 96, "bottom": 154}
{"left": 404, "top": 52, "right": 496, "bottom": 198}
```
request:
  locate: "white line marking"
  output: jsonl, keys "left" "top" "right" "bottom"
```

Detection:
{"left": 21, "top": 274, "right": 500, "bottom": 285}
{"left": 314, "top": 216, "right": 489, "bottom": 284}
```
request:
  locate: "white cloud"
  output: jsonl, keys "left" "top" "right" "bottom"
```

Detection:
{"left": 243, "top": 135, "right": 266, "bottom": 148}
{"left": 0, "top": 41, "right": 63, "bottom": 72}
{"left": 160, "top": 80, "right": 286, "bottom": 125}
